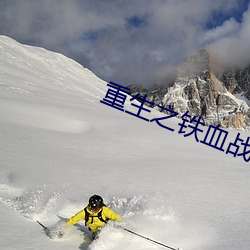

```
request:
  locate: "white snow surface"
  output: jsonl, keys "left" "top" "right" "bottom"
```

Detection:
{"left": 0, "top": 35, "right": 250, "bottom": 250}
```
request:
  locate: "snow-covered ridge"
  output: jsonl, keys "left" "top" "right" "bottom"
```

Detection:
{"left": 0, "top": 35, "right": 110, "bottom": 134}
{"left": 0, "top": 35, "right": 107, "bottom": 100}
{"left": 0, "top": 36, "right": 188, "bottom": 250}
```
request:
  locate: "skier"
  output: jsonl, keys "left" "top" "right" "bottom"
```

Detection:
{"left": 66, "top": 194, "right": 122, "bottom": 239}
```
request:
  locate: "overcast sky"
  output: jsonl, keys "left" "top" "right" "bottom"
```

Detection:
{"left": 0, "top": 0, "right": 249, "bottom": 87}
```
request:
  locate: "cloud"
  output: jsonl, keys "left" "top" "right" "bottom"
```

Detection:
{"left": 200, "top": 18, "right": 240, "bottom": 45}
{"left": 0, "top": 0, "right": 249, "bottom": 87}
{"left": 209, "top": 4, "right": 250, "bottom": 69}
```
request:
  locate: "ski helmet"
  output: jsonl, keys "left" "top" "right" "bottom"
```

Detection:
{"left": 89, "top": 195, "right": 104, "bottom": 210}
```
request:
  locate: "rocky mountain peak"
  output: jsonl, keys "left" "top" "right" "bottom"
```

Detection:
{"left": 140, "top": 49, "right": 250, "bottom": 130}
{"left": 218, "top": 66, "right": 250, "bottom": 101}
{"left": 177, "top": 49, "right": 210, "bottom": 78}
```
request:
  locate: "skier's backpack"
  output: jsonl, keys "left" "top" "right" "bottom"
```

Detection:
{"left": 84, "top": 206, "right": 109, "bottom": 226}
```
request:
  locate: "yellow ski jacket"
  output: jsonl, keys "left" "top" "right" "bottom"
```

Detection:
{"left": 67, "top": 206, "right": 121, "bottom": 233}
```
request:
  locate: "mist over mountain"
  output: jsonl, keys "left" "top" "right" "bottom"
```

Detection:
{"left": 128, "top": 48, "right": 250, "bottom": 130}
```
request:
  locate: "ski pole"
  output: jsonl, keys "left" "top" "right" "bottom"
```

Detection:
{"left": 37, "top": 220, "right": 48, "bottom": 231}
{"left": 122, "top": 227, "right": 180, "bottom": 250}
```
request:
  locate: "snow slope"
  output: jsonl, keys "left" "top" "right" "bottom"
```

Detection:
{"left": 0, "top": 35, "right": 250, "bottom": 250}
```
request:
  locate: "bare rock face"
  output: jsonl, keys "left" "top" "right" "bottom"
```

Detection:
{"left": 126, "top": 83, "right": 147, "bottom": 96}
{"left": 145, "top": 49, "right": 250, "bottom": 129}
{"left": 218, "top": 66, "right": 250, "bottom": 100}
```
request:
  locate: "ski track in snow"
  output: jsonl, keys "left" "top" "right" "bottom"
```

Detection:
{"left": 0, "top": 98, "right": 91, "bottom": 134}
{"left": 0, "top": 179, "right": 211, "bottom": 250}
